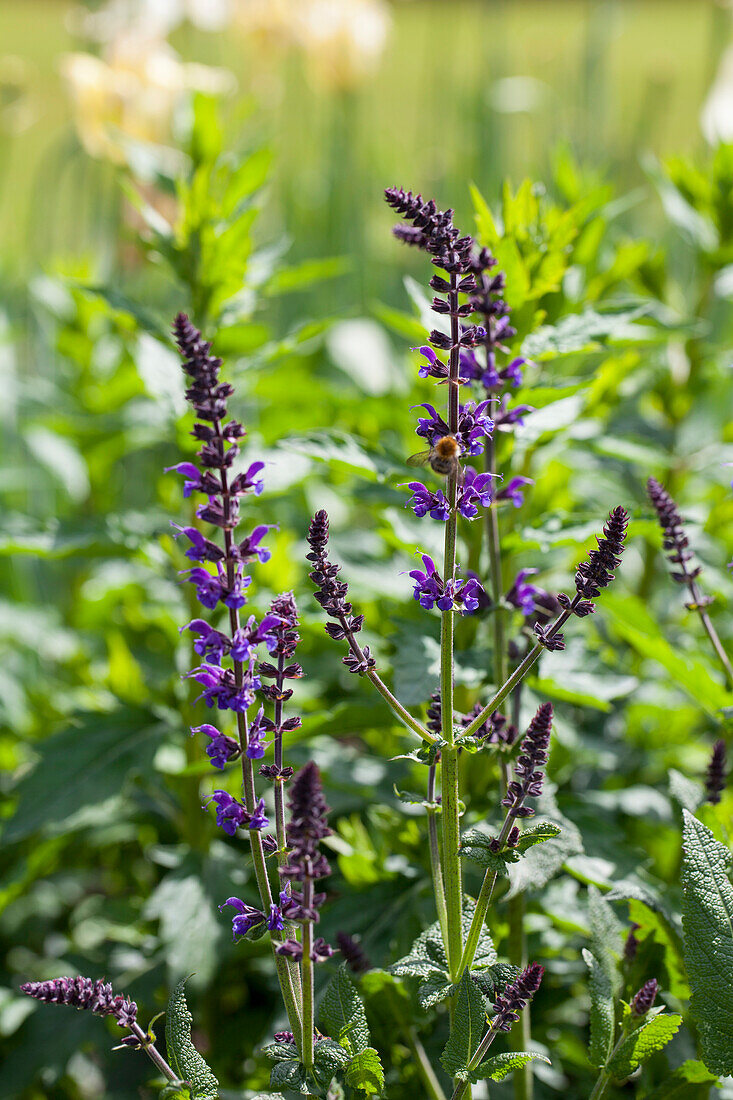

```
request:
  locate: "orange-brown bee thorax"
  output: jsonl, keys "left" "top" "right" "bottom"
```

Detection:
{"left": 434, "top": 436, "right": 460, "bottom": 458}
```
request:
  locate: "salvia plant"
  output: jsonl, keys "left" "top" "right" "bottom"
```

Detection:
{"left": 18, "top": 183, "right": 733, "bottom": 1100}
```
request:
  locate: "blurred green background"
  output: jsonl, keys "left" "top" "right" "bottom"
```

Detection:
{"left": 2, "top": 1, "right": 733, "bottom": 1098}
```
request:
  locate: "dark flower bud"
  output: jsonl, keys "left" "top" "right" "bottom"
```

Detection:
{"left": 492, "top": 964, "right": 544, "bottom": 1031}
{"left": 533, "top": 623, "right": 565, "bottom": 651}
{"left": 20, "top": 977, "right": 137, "bottom": 1028}
{"left": 631, "top": 978, "right": 658, "bottom": 1016}
{"left": 575, "top": 506, "right": 629, "bottom": 600}
{"left": 705, "top": 739, "right": 727, "bottom": 805}
{"left": 311, "top": 937, "right": 335, "bottom": 962}
{"left": 336, "top": 932, "right": 372, "bottom": 973}
{"left": 624, "top": 923, "right": 640, "bottom": 962}
{"left": 647, "top": 478, "right": 699, "bottom": 582}
{"left": 262, "top": 834, "right": 279, "bottom": 853}
{"left": 275, "top": 939, "right": 303, "bottom": 960}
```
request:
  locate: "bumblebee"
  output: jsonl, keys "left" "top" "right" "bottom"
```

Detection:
{"left": 407, "top": 435, "right": 464, "bottom": 485}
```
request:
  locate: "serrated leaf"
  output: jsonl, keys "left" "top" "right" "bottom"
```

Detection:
{"left": 669, "top": 769, "right": 704, "bottom": 813}
{"left": 320, "top": 966, "right": 369, "bottom": 1057}
{"left": 588, "top": 886, "right": 624, "bottom": 993}
{"left": 681, "top": 810, "right": 733, "bottom": 1075}
{"left": 417, "top": 971, "right": 454, "bottom": 1010}
{"left": 261, "top": 1042, "right": 300, "bottom": 1063}
{"left": 582, "top": 948, "right": 615, "bottom": 1068}
{"left": 165, "top": 979, "right": 220, "bottom": 1100}
{"left": 313, "top": 1039, "right": 351, "bottom": 1074}
{"left": 460, "top": 828, "right": 517, "bottom": 873}
{"left": 270, "top": 1060, "right": 308, "bottom": 1093}
{"left": 640, "top": 1059, "right": 719, "bottom": 1099}
{"left": 516, "top": 822, "right": 562, "bottom": 852}
{"left": 521, "top": 306, "right": 656, "bottom": 360}
{"left": 470, "top": 964, "right": 522, "bottom": 999}
{"left": 607, "top": 1013, "right": 682, "bottom": 1079}
{"left": 344, "top": 1048, "right": 385, "bottom": 1096}
{"left": 440, "top": 973, "right": 486, "bottom": 1081}
{"left": 469, "top": 1051, "right": 550, "bottom": 1083}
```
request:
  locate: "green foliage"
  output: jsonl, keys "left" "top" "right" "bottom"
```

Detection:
{"left": 166, "top": 978, "right": 220, "bottom": 1100}
{"left": 343, "top": 1048, "right": 386, "bottom": 1096}
{"left": 439, "top": 973, "right": 486, "bottom": 1082}
{"left": 606, "top": 1012, "right": 682, "bottom": 1080}
{"left": 681, "top": 811, "right": 733, "bottom": 1076}
{"left": 582, "top": 948, "right": 615, "bottom": 1069}
{"left": 469, "top": 1051, "right": 551, "bottom": 1083}
{"left": 320, "top": 967, "right": 370, "bottom": 1057}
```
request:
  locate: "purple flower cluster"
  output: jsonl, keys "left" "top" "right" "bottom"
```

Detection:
{"left": 405, "top": 467, "right": 497, "bottom": 523}
{"left": 275, "top": 763, "right": 334, "bottom": 963}
{"left": 307, "top": 510, "right": 376, "bottom": 675}
{"left": 20, "top": 976, "right": 137, "bottom": 1028}
{"left": 219, "top": 895, "right": 286, "bottom": 940}
{"left": 408, "top": 554, "right": 484, "bottom": 613}
{"left": 574, "top": 506, "right": 630, "bottom": 600}
{"left": 204, "top": 790, "right": 268, "bottom": 835}
{"left": 491, "top": 963, "right": 544, "bottom": 1032}
{"left": 413, "top": 399, "right": 493, "bottom": 456}
{"left": 705, "top": 739, "right": 727, "bottom": 805}
{"left": 501, "top": 703, "right": 553, "bottom": 821}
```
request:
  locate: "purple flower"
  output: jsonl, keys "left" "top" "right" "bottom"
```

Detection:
{"left": 183, "top": 567, "right": 224, "bottom": 610}
{"left": 205, "top": 790, "right": 250, "bottom": 835}
{"left": 408, "top": 554, "right": 486, "bottom": 613}
{"left": 267, "top": 904, "right": 285, "bottom": 932}
{"left": 165, "top": 462, "right": 209, "bottom": 497}
{"left": 503, "top": 356, "right": 526, "bottom": 387}
{"left": 231, "top": 461, "right": 265, "bottom": 497}
{"left": 495, "top": 397, "right": 534, "bottom": 431}
{"left": 231, "top": 614, "right": 280, "bottom": 662}
{"left": 506, "top": 569, "right": 542, "bottom": 616}
{"left": 220, "top": 897, "right": 266, "bottom": 938}
{"left": 184, "top": 619, "right": 229, "bottom": 664}
{"left": 456, "top": 467, "right": 497, "bottom": 519}
{"left": 237, "top": 525, "right": 274, "bottom": 565}
{"left": 246, "top": 706, "right": 268, "bottom": 759}
{"left": 405, "top": 481, "right": 451, "bottom": 521}
{"left": 192, "top": 724, "right": 240, "bottom": 769}
{"left": 172, "top": 524, "right": 224, "bottom": 564}
{"left": 187, "top": 664, "right": 260, "bottom": 712}
{"left": 413, "top": 400, "right": 493, "bottom": 456}
{"left": 249, "top": 797, "right": 269, "bottom": 830}
{"left": 497, "top": 476, "right": 533, "bottom": 508}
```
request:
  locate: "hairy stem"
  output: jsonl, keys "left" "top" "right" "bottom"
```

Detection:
{"left": 508, "top": 893, "right": 532, "bottom": 1100}
{"left": 449, "top": 1020, "right": 502, "bottom": 1100}
{"left": 301, "top": 878, "right": 315, "bottom": 1074}
{"left": 428, "top": 763, "right": 450, "bottom": 953}
{"left": 486, "top": 438, "right": 507, "bottom": 690}
{"left": 273, "top": 654, "right": 288, "bottom": 862}
{"left": 458, "top": 806, "right": 516, "bottom": 977}
{"left": 128, "top": 1022, "right": 182, "bottom": 1084}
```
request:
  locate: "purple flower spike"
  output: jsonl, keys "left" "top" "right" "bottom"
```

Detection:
{"left": 20, "top": 976, "right": 138, "bottom": 1029}
{"left": 408, "top": 554, "right": 486, "bottom": 614}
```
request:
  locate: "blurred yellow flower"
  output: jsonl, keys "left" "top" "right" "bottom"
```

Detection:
{"left": 61, "top": 38, "right": 235, "bottom": 161}
{"left": 237, "top": 0, "right": 392, "bottom": 91}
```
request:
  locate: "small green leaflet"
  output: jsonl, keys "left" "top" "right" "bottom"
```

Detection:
{"left": 269, "top": 1061, "right": 308, "bottom": 1094}
{"left": 460, "top": 823, "right": 561, "bottom": 874}
{"left": 344, "top": 1048, "right": 385, "bottom": 1096}
{"left": 606, "top": 1013, "right": 682, "bottom": 1079}
{"left": 312, "top": 1039, "right": 351, "bottom": 1089}
{"left": 582, "top": 948, "right": 615, "bottom": 1068}
{"left": 165, "top": 978, "right": 220, "bottom": 1100}
{"left": 681, "top": 810, "right": 733, "bottom": 1075}
{"left": 440, "top": 972, "right": 486, "bottom": 1081}
{"left": 640, "top": 1059, "right": 719, "bottom": 1099}
{"left": 469, "top": 1051, "right": 550, "bottom": 1083}
{"left": 319, "top": 966, "right": 370, "bottom": 1057}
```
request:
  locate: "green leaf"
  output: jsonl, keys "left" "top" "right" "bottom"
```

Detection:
{"left": 313, "top": 1038, "right": 351, "bottom": 1073}
{"left": 469, "top": 1051, "right": 551, "bottom": 1083}
{"left": 320, "top": 966, "right": 369, "bottom": 1057}
{"left": 681, "top": 810, "right": 733, "bottom": 1075}
{"left": 669, "top": 768, "right": 704, "bottom": 813}
{"left": 344, "top": 1048, "right": 385, "bottom": 1096}
{"left": 165, "top": 978, "right": 220, "bottom": 1100}
{"left": 269, "top": 1061, "right": 308, "bottom": 1093}
{"left": 521, "top": 306, "right": 657, "bottom": 360}
{"left": 79, "top": 284, "right": 170, "bottom": 341}
{"left": 417, "top": 971, "right": 454, "bottom": 1010}
{"left": 440, "top": 973, "right": 486, "bottom": 1081}
{"left": 264, "top": 257, "right": 349, "bottom": 296}
{"left": 606, "top": 1014, "right": 682, "bottom": 1079}
{"left": 460, "top": 828, "right": 517, "bottom": 873}
{"left": 470, "top": 964, "right": 521, "bottom": 1000}
{"left": 582, "top": 948, "right": 615, "bottom": 1068}
{"left": 4, "top": 709, "right": 161, "bottom": 842}
{"left": 261, "top": 1043, "right": 300, "bottom": 1063}
{"left": 588, "top": 886, "right": 624, "bottom": 994}
{"left": 516, "top": 822, "right": 562, "bottom": 852}
{"left": 640, "top": 1059, "right": 719, "bottom": 1099}
{"left": 506, "top": 785, "right": 583, "bottom": 897}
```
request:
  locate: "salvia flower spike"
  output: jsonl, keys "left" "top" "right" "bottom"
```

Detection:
{"left": 647, "top": 477, "right": 733, "bottom": 685}
{"left": 170, "top": 313, "right": 303, "bottom": 1044}
{"left": 21, "top": 976, "right": 137, "bottom": 1027}
{"left": 705, "top": 739, "right": 727, "bottom": 804}
{"left": 631, "top": 978, "right": 659, "bottom": 1016}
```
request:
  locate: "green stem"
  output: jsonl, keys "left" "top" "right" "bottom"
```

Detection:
{"left": 441, "top": 270, "right": 464, "bottom": 983}
{"left": 486, "top": 439, "right": 507, "bottom": 689}
{"left": 458, "top": 805, "right": 516, "bottom": 977}
{"left": 405, "top": 1026, "right": 449, "bottom": 1100}
{"left": 301, "top": 879, "right": 315, "bottom": 1074}
{"left": 449, "top": 1019, "right": 502, "bottom": 1100}
{"left": 507, "top": 893, "right": 531, "bottom": 1100}
{"left": 128, "top": 1022, "right": 182, "bottom": 1084}
{"left": 428, "top": 763, "right": 450, "bottom": 954}
{"left": 588, "top": 1022, "right": 630, "bottom": 1100}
